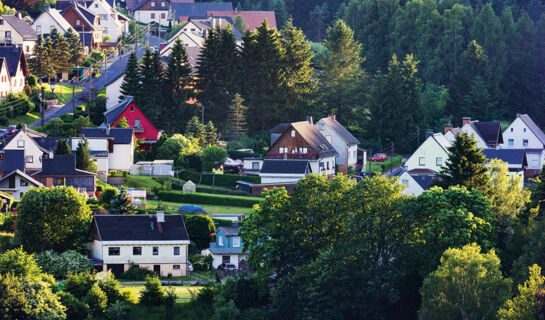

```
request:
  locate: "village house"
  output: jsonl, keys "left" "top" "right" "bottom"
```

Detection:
{"left": 315, "top": 115, "right": 360, "bottom": 174}
{"left": 31, "top": 6, "right": 74, "bottom": 36}
{"left": 170, "top": 2, "right": 232, "bottom": 22}
{"left": 405, "top": 132, "right": 451, "bottom": 173}
{"left": 130, "top": 0, "right": 172, "bottom": 26}
{"left": 76, "top": 127, "right": 135, "bottom": 172}
{"left": 89, "top": 213, "right": 190, "bottom": 277}
{"left": 1, "top": 127, "right": 51, "bottom": 173}
{"left": 0, "top": 45, "right": 29, "bottom": 98}
{"left": 444, "top": 117, "right": 503, "bottom": 149}
{"left": 202, "top": 223, "right": 247, "bottom": 270}
{"left": 482, "top": 148, "right": 527, "bottom": 187}
{"left": 398, "top": 169, "right": 437, "bottom": 196}
{"left": 501, "top": 113, "right": 545, "bottom": 175}
{"left": 62, "top": 3, "right": 104, "bottom": 51}
{"left": 0, "top": 169, "right": 43, "bottom": 200}
{"left": 206, "top": 9, "right": 276, "bottom": 31}
{"left": 0, "top": 14, "right": 37, "bottom": 56}
{"left": 86, "top": 0, "right": 130, "bottom": 42}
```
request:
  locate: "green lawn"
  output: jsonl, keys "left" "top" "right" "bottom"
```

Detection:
{"left": 42, "top": 83, "right": 84, "bottom": 104}
{"left": 367, "top": 155, "right": 403, "bottom": 173}
{"left": 146, "top": 200, "right": 253, "bottom": 214}
{"left": 118, "top": 283, "right": 203, "bottom": 300}
{"left": 124, "top": 175, "right": 163, "bottom": 192}
{"left": 11, "top": 112, "right": 40, "bottom": 126}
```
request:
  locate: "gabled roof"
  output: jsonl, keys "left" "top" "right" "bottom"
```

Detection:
{"left": 218, "top": 225, "right": 240, "bottom": 236}
{"left": 2, "top": 15, "right": 37, "bottom": 40}
{"left": 260, "top": 159, "right": 310, "bottom": 174}
{"left": 0, "top": 46, "right": 27, "bottom": 77}
{"left": 482, "top": 148, "right": 527, "bottom": 167}
{"left": 42, "top": 8, "right": 73, "bottom": 32}
{"left": 103, "top": 96, "right": 134, "bottom": 126}
{"left": 517, "top": 114, "right": 545, "bottom": 145}
{"left": 55, "top": 0, "right": 94, "bottom": 10}
{"left": 470, "top": 121, "right": 503, "bottom": 146}
{"left": 171, "top": 2, "right": 233, "bottom": 20}
{"left": 186, "top": 17, "right": 242, "bottom": 40}
{"left": 132, "top": 0, "right": 170, "bottom": 11}
{"left": 0, "top": 169, "right": 43, "bottom": 187}
{"left": 411, "top": 174, "right": 437, "bottom": 190}
{"left": 0, "top": 150, "right": 24, "bottom": 173}
{"left": 431, "top": 133, "right": 452, "bottom": 154}
{"left": 81, "top": 127, "right": 134, "bottom": 144}
{"left": 32, "top": 154, "right": 95, "bottom": 177}
{"left": 3, "top": 129, "right": 50, "bottom": 154}
{"left": 318, "top": 117, "right": 359, "bottom": 145}
{"left": 32, "top": 137, "right": 70, "bottom": 153}
{"left": 92, "top": 214, "right": 189, "bottom": 241}
{"left": 63, "top": 4, "right": 97, "bottom": 30}
{"left": 269, "top": 123, "right": 290, "bottom": 134}
{"left": 290, "top": 121, "right": 338, "bottom": 157}
{"left": 206, "top": 10, "right": 277, "bottom": 30}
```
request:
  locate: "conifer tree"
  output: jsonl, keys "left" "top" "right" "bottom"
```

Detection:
{"left": 54, "top": 139, "right": 71, "bottom": 155}
{"left": 108, "top": 186, "right": 136, "bottom": 215}
{"left": 203, "top": 121, "right": 218, "bottom": 147}
{"left": 65, "top": 28, "right": 84, "bottom": 67}
{"left": 438, "top": 132, "right": 489, "bottom": 192}
{"left": 164, "top": 38, "right": 195, "bottom": 132}
{"left": 51, "top": 30, "right": 72, "bottom": 75}
{"left": 29, "top": 35, "right": 54, "bottom": 84}
{"left": 139, "top": 48, "right": 164, "bottom": 124}
{"left": 226, "top": 93, "right": 247, "bottom": 137}
{"left": 120, "top": 52, "right": 141, "bottom": 100}
{"left": 76, "top": 137, "right": 98, "bottom": 173}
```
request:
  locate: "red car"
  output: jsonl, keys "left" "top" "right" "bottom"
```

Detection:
{"left": 370, "top": 153, "right": 387, "bottom": 162}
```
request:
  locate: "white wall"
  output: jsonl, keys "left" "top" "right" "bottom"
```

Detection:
{"left": 134, "top": 10, "right": 170, "bottom": 26}
{"left": 4, "top": 131, "right": 45, "bottom": 171}
{"left": 87, "top": 0, "right": 124, "bottom": 42}
{"left": 206, "top": 252, "right": 248, "bottom": 269}
{"left": 398, "top": 171, "right": 424, "bottom": 196}
{"left": 71, "top": 137, "right": 109, "bottom": 151}
{"left": 31, "top": 11, "right": 70, "bottom": 35}
{"left": 11, "top": 63, "right": 25, "bottom": 94}
{"left": 99, "top": 243, "right": 188, "bottom": 265}
{"left": 260, "top": 173, "right": 305, "bottom": 184}
{"left": 502, "top": 117, "right": 545, "bottom": 169}
{"left": 406, "top": 135, "right": 449, "bottom": 172}
{"left": 316, "top": 119, "right": 357, "bottom": 166}
{"left": 243, "top": 159, "right": 263, "bottom": 171}
{"left": 109, "top": 143, "right": 133, "bottom": 171}
{"left": 106, "top": 75, "right": 123, "bottom": 109}
{"left": 0, "top": 174, "right": 40, "bottom": 200}
{"left": 0, "top": 60, "right": 10, "bottom": 99}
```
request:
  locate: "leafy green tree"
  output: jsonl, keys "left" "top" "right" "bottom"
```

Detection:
{"left": 139, "top": 276, "right": 164, "bottom": 306}
{"left": 115, "top": 117, "right": 129, "bottom": 128}
{"left": 108, "top": 186, "right": 136, "bottom": 215}
{"left": 58, "top": 291, "right": 89, "bottom": 320}
{"left": 234, "top": 14, "right": 246, "bottom": 32}
{"left": 99, "top": 186, "right": 119, "bottom": 209}
{"left": 185, "top": 214, "right": 216, "bottom": 249}
{"left": 76, "top": 137, "right": 98, "bottom": 173}
{"left": 226, "top": 93, "right": 248, "bottom": 137}
{"left": 15, "top": 187, "right": 93, "bottom": 252}
{"left": 84, "top": 285, "right": 108, "bottom": 317}
{"left": 497, "top": 264, "right": 545, "bottom": 320}
{"left": 120, "top": 52, "right": 141, "bottom": 100}
{"left": 155, "top": 134, "right": 201, "bottom": 165}
{"left": 35, "top": 250, "right": 92, "bottom": 279}
{"left": 438, "top": 132, "right": 489, "bottom": 192}
{"left": 0, "top": 274, "right": 34, "bottom": 319}
{"left": 64, "top": 271, "right": 97, "bottom": 300}
{"left": 0, "top": 247, "right": 42, "bottom": 278}
{"left": 98, "top": 273, "right": 123, "bottom": 306}
{"left": 201, "top": 145, "right": 228, "bottom": 172}
{"left": 419, "top": 243, "right": 512, "bottom": 320}
{"left": 54, "top": 139, "right": 71, "bottom": 155}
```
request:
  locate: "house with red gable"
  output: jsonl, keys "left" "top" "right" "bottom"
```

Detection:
{"left": 206, "top": 9, "right": 277, "bottom": 31}
{"left": 101, "top": 96, "right": 161, "bottom": 150}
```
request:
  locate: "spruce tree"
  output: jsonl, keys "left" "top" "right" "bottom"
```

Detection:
{"left": 120, "top": 52, "right": 141, "bottom": 100}
{"left": 279, "top": 19, "right": 317, "bottom": 122}
{"left": 164, "top": 38, "right": 195, "bottom": 132}
{"left": 54, "top": 139, "right": 71, "bottom": 155}
{"left": 226, "top": 93, "right": 247, "bottom": 137}
{"left": 203, "top": 121, "right": 218, "bottom": 147}
{"left": 185, "top": 116, "right": 204, "bottom": 139}
{"left": 65, "top": 28, "right": 84, "bottom": 67}
{"left": 438, "top": 132, "right": 489, "bottom": 192}
{"left": 108, "top": 186, "right": 136, "bottom": 215}
{"left": 76, "top": 137, "right": 98, "bottom": 173}
{"left": 29, "top": 35, "right": 54, "bottom": 84}
{"left": 139, "top": 48, "right": 164, "bottom": 125}
{"left": 51, "top": 30, "right": 72, "bottom": 75}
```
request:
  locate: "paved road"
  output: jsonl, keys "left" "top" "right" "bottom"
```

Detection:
{"left": 32, "top": 35, "right": 162, "bottom": 127}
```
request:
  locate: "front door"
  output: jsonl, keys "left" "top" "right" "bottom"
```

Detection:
{"left": 153, "top": 265, "right": 161, "bottom": 275}
{"left": 106, "top": 264, "right": 124, "bottom": 277}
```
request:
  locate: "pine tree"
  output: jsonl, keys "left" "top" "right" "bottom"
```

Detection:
{"left": 109, "top": 186, "right": 136, "bottom": 215}
{"left": 279, "top": 19, "right": 317, "bottom": 122}
{"left": 51, "top": 30, "right": 72, "bottom": 75}
{"left": 76, "top": 137, "right": 98, "bottom": 173}
{"left": 139, "top": 48, "right": 164, "bottom": 125}
{"left": 197, "top": 25, "right": 241, "bottom": 131}
{"left": 203, "top": 121, "right": 218, "bottom": 146}
{"left": 185, "top": 116, "right": 206, "bottom": 147}
{"left": 234, "top": 15, "right": 246, "bottom": 32}
{"left": 438, "top": 132, "right": 489, "bottom": 192}
{"left": 54, "top": 139, "right": 71, "bottom": 155}
{"left": 164, "top": 38, "right": 195, "bottom": 132}
{"left": 29, "top": 35, "right": 54, "bottom": 84}
{"left": 120, "top": 52, "right": 141, "bottom": 100}
{"left": 65, "top": 28, "right": 84, "bottom": 67}
{"left": 226, "top": 93, "right": 247, "bottom": 137}
{"left": 320, "top": 19, "right": 366, "bottom": 125}
{"left": 115, "top": 117, "right": 129, "bottom": 128}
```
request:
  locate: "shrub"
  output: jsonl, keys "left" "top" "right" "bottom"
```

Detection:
{"left": 179, "top": 169, "right": 260, "bottom": 187}
{"left": 120, "top": 288, "right": 139, "bottom": 305}
{"left": 26, "top": 75, "right": 38, "bottom": 87}
{"left": 158, "top": 191, "right": 262, "bottom": 207}
{"left": 104, "top": 301, "right": 129, "bottom": 320}
{"left": 98, "top": 272, "right": 122, "bottom": 305}
{"left": 64, "top": 271, "right": 96, "bottom": 299}
{"left": 201, "top": 146, "right": 228, "bottom": 172}
{"left": 99, "top": 186, "right": 119, "bottom": 208}
{"left": 84, "top": 285, "right": 108, "bottom": 317}
{"left": 186, "top": 215, "right": 216, "bottom": 249}
{"left": 191, "top": 254, "right": 213, "bottom": 271}
{"left": 165, "top": 287, "right": 177, "bottom": 319}
{"left": 58, "top": 291, "right": 88, "bottom": 320}
{"left": 118, "top": 265, "right": 156, "bottom": 281}
{"left": 139, "top": 276, "right": 164, "bottom": 306}
{"left": 35, "top": 250, "right": 93, "bottom": 279}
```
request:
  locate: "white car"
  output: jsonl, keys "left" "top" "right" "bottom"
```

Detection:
{"left": 187, "top": 261, "right": 194, "bottom": 272}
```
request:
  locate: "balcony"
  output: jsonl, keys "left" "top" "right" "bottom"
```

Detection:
{"left": 134, "top": 126, "right": 144, "bottom": 133}
{"left": 266, "top": 152, "right": 316, "bottom": 160}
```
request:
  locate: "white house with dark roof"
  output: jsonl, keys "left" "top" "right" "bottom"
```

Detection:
{"left": 406, "top": 132, "right": 451, "bottom": 173}
{"left": 259, "top": 159, "right": 311, "bottom": 184}
{"left": 315, "top": 114, "right": 360, "bottom": 174}
{"left": 398, "top": 169, "right": 437, "bottom": 196}
{"left": 201, "top": 223, "right": 247, "bottom": 270}
{"left": 89, "top": 213, "right": 190, "bottom": 277}
{"left": 32, "top": 6, "right": 74, "bottom": 35}
{"left": 0, "top": 169, "right": 43, "bottom": 200}
{"left": 444, "top": 117, "right": 503, "bottom": 149}
{"left": 86, "top": 0, "right": 129, "bottom": 42}
{"left": 501, "top": 113, "right": 545, "bottom": 171}
{"left": 0, "top": 46, "right": 29, "bottom": 97}
{"left": 2, "top": 127, "right": 52, "bottom": 173}
{"left": 76, "top": 127, "right": 135, "bottom": 172}
{"left": 482, "top": 148, "right": 526, "bottom": 188}
{"left": 0, "top": 15, "right": 37, "bottom": 56}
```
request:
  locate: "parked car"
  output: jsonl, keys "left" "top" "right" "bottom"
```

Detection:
{"left": 6, "top": 125, "right": 16, "bottom": 135}
{"left": 187, "top": 261, "right": 193, "bottom": 272}
{"left": 224, "top": 264, "right": 237, "bottom": 272}
{"left": 370, "top": 153, "right": 387, "bottom": 162}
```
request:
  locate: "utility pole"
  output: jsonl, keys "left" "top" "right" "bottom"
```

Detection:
{"left": 40, "top": 85, "right": 45, "bottom": 127}
{"left": 416, "top": 126, "right": 420, "bottom": 146}
{"left": 72, "top": 78, "right": 76, "bottom": 120}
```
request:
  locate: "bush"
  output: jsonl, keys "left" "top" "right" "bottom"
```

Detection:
{"left": 186, "top": 215, "right": 216, "bottom": 249}
{"left": 104, "top": 301, "right": 129, "bottom": 320}
{"left": 158, "top": 191, "right": 262, "bottom": 207}
{"left": 84, "top": 285, "right": 108, "bottom": 317}
{"left": 98, "top": 272, "right": 122, "bottom": 305}
{"left": 179, "top": 169, "right": 260, "bottom": 187}
{"left": 35, "top": 250, "right": 93, "bottom": 279}
{"left": 201, "top": 146, "right": 228, "bottom": 172}
{"left": 118, "top": 265, "right": 156, "bottom": 281}
{"left": 99, "top": 186, "right": 119, "bottom": 208}
{"left": 139, "top": 276, "right": 164, "bottom": 306}
{"left": 120, "top": 288, "right": 139, "bottom": 305}
{"left": 191, "top": 254, "right": 213, "bottom": 271}
{"left": 58, "top": 291, "right": 89, "bottom": 320}
{"left": 26, "top": 75, "right": 38, "bottom": 87}
{"left": 65, "top": 271, "right": 97, "bottom": 299}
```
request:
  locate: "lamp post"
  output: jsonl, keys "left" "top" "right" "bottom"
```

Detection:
{"left": 40, "top": 85, "right": 45, "bottom": 127}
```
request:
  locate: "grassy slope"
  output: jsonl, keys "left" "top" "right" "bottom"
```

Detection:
{"left": 42, "top": 83, "right": 84, "bottom": 104}
{"left": 118, "top": 283, "right": 203, "bottom": 300}
{"left": 10, "top": 112, "right": 39, "bottom": 126}
{"left": 146, "top": 200, "right": 254, "bottom": 215}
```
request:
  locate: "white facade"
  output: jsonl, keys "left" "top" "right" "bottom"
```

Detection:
{"left": 0, "top": 171, "right": 43, "bottom": 201}
{"left": 133, "top": 10, "right": 170, "bottom": 26}
{"left": 86, "top": 0, "right": 129, "bottom": 42}
{"left": 242, "top": 158, "right": 263, "bottom": 172}
{"left": 31, "top": 8, "right": 72, "bottom": 35}
{"left": 3, "top": 131, "right": 49, "bottom": 171}
{"left": 311, "top": 156, "right": 336, "bottom": 175}
{"left": 398, "top": 171, "right": 425, "bottom": 196}
{"left": 11, "top": 61, "right": 25, "bottom": 94}
{"left": 0, "top": 16, "right": 35, "bottom": 55}
{"left": 259, "top": 172, "right": 307, "bottom": 184}
{"left": 0, "top": 59, "right": 10, "bottom": 99}
{"left": 105, "top": 74, "right": 124, "bottom": 109}
{"left": 72, "top": 135, "right": 134, "bottom": 172}
{"left": 501, "top": 116, "right": 545, "bottom": 169}
{"left": 129, "top": 160, "right": 173, "bottom": 176}
{"left": 205, "top": 252, "right": 247, "bottom": 269}
{"left": 406, "top": 133, "right": 450, "bottom": 173}
{"left": 315, "top": 119, "right": 357, "bottom": 168}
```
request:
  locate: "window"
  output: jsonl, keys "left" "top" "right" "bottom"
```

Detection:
{"left": 353, "top": 150, "right": 357, "bottom": 159}
{"left": 173, "top": 247, "right": 180, "bottom": 255}
{"left": 326, "top": 161, "right": 330, "bottom": 170}
{"left": 0, "top": 20, "right": 3, "bottom": 25}
{"left": 161, "top": 1, "right": 165, "bottom": 6}
{"left": 25, "top": 156, "right": 33, "bottom": 163}
{"left": 291, "top": 130, "right": 295, "bottom": 137}
{"left": 291, "top": 148, "right": 296, "bottom": 153}
{"left": 153, "top": 247, "right": 159, "bottom": 255}
{"left": 233, "top": 237, "right": 240, "bottom": 247}
{"left": 523, "top": 139, "right": 529, "bottom": 147}
{"left": 76, "top": 19, "right": 81, "bottom": 26}
{"left": 252, "top": 162, "right": 259, "bottom": 170}
{"left": 325, "top": 135, "right": 332, "bottom": 143}
{"left": 402, "top": 179, "right": 408, "bottom": 186}
{"left": 218, "top": 236, "right": 224, "bottom": 246}
{"left": 20, "top": 179, "right": 28, "bottom": 187}
{"left": 0, "top": 153, "right": 4, "bottom": 160}
{"left": 524, "top": 128, "right": 527, "bottom": 132}
{"left": 151, "top": 13, "right": 155, "bottom": 19}
{"left": 318, "top": 123, "right": 325, "bottom": 130}
{"left": 135, "top": 119, "right": 141, "bottom": 127}
{"left": 173, "top": 265, "right": 180, "bottom": 270}
{"left": 95, "top": 3, "right": 99, "bottom": 7}
{"left": 190, "top": 28, "right": 195, "bottom": 31}
{"left": 130, "top": 105, "right": 134, "bottom": 111}
{"left": 151, "top": 1, "right": 155, "bottom": 6}
{"left": 419, "top": 157, "right": 425, "bottom": 166}
{"left": 508, "top": 139, "right": 514, "bottom": 146}
{"left": 511, "top": 128, "right": 513, "bottom": 132}
{"left": 222, "top": 255, "right": 230, "bottom": 264}
{"left": 161, "top": 13, "right": 166, "bottom": 19}
{"left": 436, "top": 157, "right": 442, "bottom": 166}
{"left": 108, "top": 247, "right": 120, "bottom": 256}
{"left": 302, "top": 147, "right": 308, "bottom": 153}
{"left": 25, "top": 46, "right": 29, "bottom": 53}
{"left": 36, "top": 26, "right": 41, "bottom": 33}
{"left": 5, "top": 31, "right": 10, "bottom": 38}
{"left": 55, "top": 178, "right": 65, "bottom": 186}
{"left": 133, "top": 247, "right": 142, "bottom": 255}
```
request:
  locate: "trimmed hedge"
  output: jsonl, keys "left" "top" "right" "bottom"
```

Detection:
{"left": 158, "top": 191, "right": 263, "bottom": 207}
{"left": 153, "top": 177, "right": 252, "bottom": 196}
{"left": 178, "top": 170, "right": 260, "bottom": 187}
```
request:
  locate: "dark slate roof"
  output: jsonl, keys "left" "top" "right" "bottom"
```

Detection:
{"left": 269, "top": 123, "right": 290, "bottom": 134}
{"left": 55, "top": 0, "right": 94, "bottom": 10}
{"left": 103, "top": 96, "right": 133, "bottom": 126}
{"left": 412, "top": 174, "right": 437, "bottom": 190}
{"left": 318, "top": 117, "right": 359, "bottom": 145}
{"left": 219, "top": 226, "right": 239, "bottom": 236}
{"left": 0, "top": 46, "right": 23, "bottom": 77}
{"left": 81, "top": 127, "right": 134, "bottom": 144}
{"left": 0, "top": 150, "right": 24, "bottom": 173}
{"left": 171, "top": 2, "right": 233, "bottom": 20}
{"left": 260, "top": 160, "right": 310, "bottom": 174}
{"left": 291, "top": 121, "right": 338, "bottom": 157}
{"left": 79, "top": 32, "right": 94, "bottom": 47}
{"left": 482, "top": 148, "right": 527, "bottom": 167}
{"left": 518, "top": 114, "right": 545, "bottom": 145}
{"left": 93, "top": 214, "right": 189, "bottom": 241}
{"left": 2, "top": 15, "right": 37, "bottom": 40}
{"left": 32, "top": 154, "right": 95, "bottom": 177}
{"left": 32, "top": 137, "right": 70, "bottom": 152}
{"left": 0, "top": 169, "right": 43, "bottom": 187}
{"left": 471, "top": 121, "right": 503, "bottom": 146}
{"left": 408, "top": 168, "right": 437, "bottom": 175}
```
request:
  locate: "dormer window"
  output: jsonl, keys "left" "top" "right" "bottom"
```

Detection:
{"left": 291, "top": 130, "right": 295, "bottom": 137}
{"left": 161, "top": 1, "right": 165, "bottom": 7}
{"left": 233, "top": 237, "right": 240, "bottom": 247}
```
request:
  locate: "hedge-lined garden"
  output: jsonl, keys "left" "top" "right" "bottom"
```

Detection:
{"left": 178, "top": 170, "right": 260, "bottom": 187}
{"left": 157, "top": 191, "right": 263, "bottom": 207}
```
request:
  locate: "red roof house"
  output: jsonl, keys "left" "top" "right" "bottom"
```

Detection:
{"left": 102, "top": 96, "right": 161, "bottom": 148}
{"left": 206, "top": 9, "right": 277, "bottom": 31}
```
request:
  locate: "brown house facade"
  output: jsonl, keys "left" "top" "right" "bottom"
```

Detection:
{"left": 62, "top": 4, "right": 103, "bottom": 49}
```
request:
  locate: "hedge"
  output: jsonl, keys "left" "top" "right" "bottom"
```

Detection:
{"left": 178, "top": 169, "right": 260, "bottom": 187}
{"left": 158, "top": 191, "right": 263, "bottom": 207}
{"left": 153, "top": 177, "right": 252, "bottom": 196}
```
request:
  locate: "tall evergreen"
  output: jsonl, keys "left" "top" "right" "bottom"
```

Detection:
{"left": 29, "top": 35, "right": 53, "bottom": 83}
{"left": 120, "top": 52, "right": 141, "bottom": 100}
{"left": 319, "top": 19, "right": 366, "bottom": 125}
{"left": 197, "top": 25, "right": 241, "bottom": 131}
{"left": 139, "top": 48, "right": 164, "bottom": 122}
{"left": 241, "top": 21, "right": 284, "bottom": 132}
{"left": 65, "top": 28, "right": 84, "bottom": 67}
{"left": 54, "top": 139, "right": 71, "bottom": 155}
{"left": 50, "top": 29, "right": 71, "bottom": 75}
{"left": 226, "top": 93, "right": 247, "bottom": 137}
{"left": 76, "top": 137, "right": 98, "bottom": 173}
{"left": 279, "top": 19, "right": 317, "bottom": 122}
{"left": 164, "top": 38, "right": 195, "bottom": 133}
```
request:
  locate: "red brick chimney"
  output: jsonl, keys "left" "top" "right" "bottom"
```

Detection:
{"left": 328, "top": 114, "right": 336, "bottom": 120}
{"left": 444, "top": 123, "right": 452, "bottom": 134}
{"left": 462, "top": 117, "right": 471, "bottom": 126}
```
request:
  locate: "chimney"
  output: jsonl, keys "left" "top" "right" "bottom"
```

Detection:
{"left": 44, "top": 5, "right": 50, "bottom": 11}
{"left": 516, "top": 113, "right": 522, "bottom": 118}
{"left": 306, "top": 116, "right": 313, "bottom": 125}
{"left": 328, "top": 114, "right": 336, "bottom": 120}
{"left": 425, "top": 129, "right": 434, "bottom": 139}
{"left": 462, "top": 117, "right": 471, "bottom": 126}
{"left": 444, "top": 122, "right": 452, "bottom": 134}
{"left": 156, "top": 211, "right": 164, "bottom": 233}
{"left": 16, "top": 12, "right": 22, "bottom": 19}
